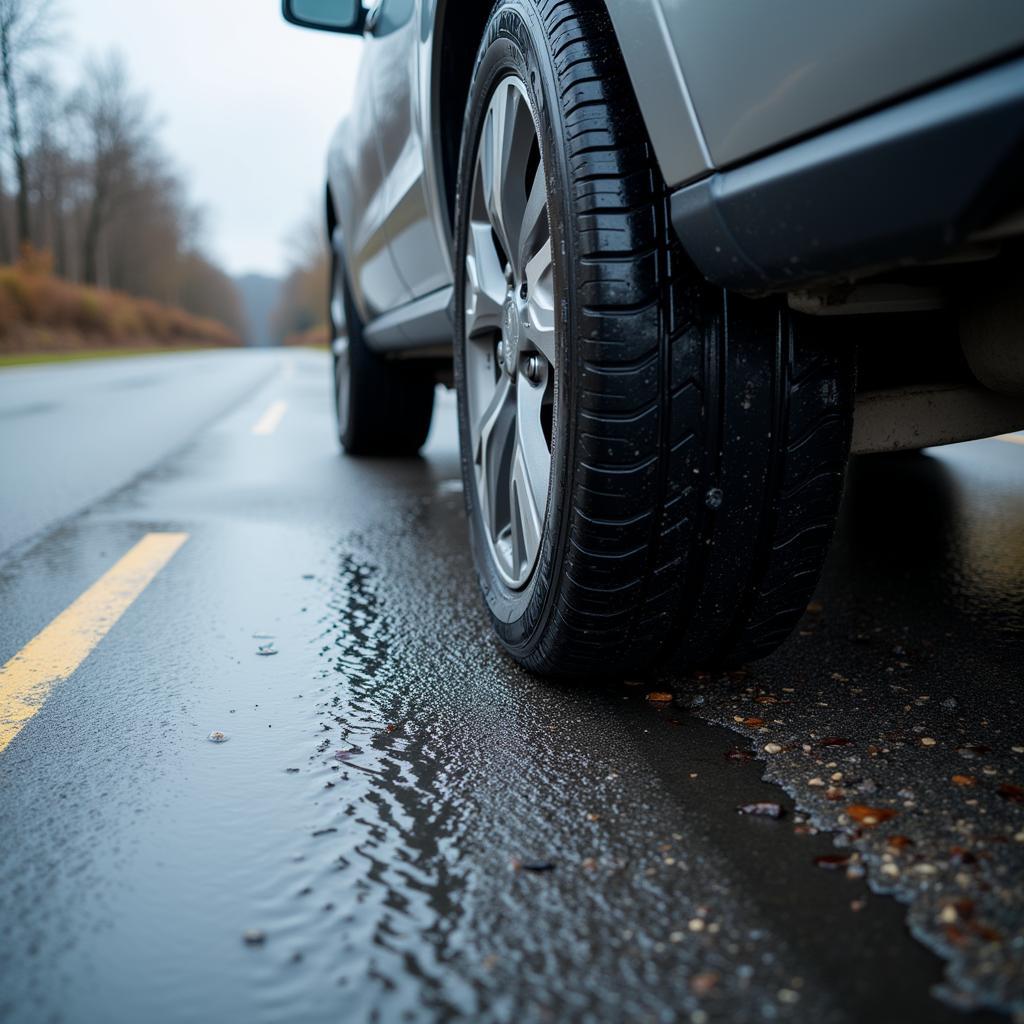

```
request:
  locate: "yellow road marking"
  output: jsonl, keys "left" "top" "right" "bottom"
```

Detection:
{"left": 994, "top": 433, "right": 1024, "bottom": 446}
{"left": 252, "top": 400, "right": 287, "bottom": 436}
{"left": 0, "top": 532, "right": 188, "bottom": 753}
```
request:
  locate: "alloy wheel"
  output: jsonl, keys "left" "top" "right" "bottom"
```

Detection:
{"left": 463, "top": 76, "right": 556, "bottom": 589}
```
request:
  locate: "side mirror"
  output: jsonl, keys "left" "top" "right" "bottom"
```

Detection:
{"left": 281, "top": 0, "right": 365, "bottom": 34}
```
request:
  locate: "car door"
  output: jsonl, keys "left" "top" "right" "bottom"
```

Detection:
{"left": 368, "top": 0, "right": 452, "bottom": 301}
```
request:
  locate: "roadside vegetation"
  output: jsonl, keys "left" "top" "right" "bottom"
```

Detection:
{"left": 272, "top": 206, "right": 329, "bottom": 348}
{"left": 0, "top": 252, "right": 239, "bottom": 359}
{"left": 0, "top": 0, "right": 246, "bottom": 358}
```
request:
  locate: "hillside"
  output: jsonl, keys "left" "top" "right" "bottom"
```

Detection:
{"left": 0, "top": 265, "right": 240, "bottom": 356}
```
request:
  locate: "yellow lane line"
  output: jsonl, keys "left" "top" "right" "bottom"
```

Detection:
{"left": 0, "top": 532, "right": 188, "bottom": 754}
{"left": 994, "top": 433, "right": 1024, "bottom": 446}
{"left": 252, "top": 400, "right": 287, "bottom": 436}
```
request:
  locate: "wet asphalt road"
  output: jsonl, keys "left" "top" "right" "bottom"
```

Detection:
{"left": 0, "top": 349, "right": 1021, "bottom": 1024}
{"left": 0, "top": 350, "right": 280, "bottom": 554}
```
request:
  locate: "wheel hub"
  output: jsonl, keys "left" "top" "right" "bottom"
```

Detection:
{"left": 501, "top": 297, "right": 521, "bottom": 376}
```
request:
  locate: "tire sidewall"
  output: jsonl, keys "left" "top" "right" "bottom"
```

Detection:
{"left": 453, "top": 0, "right": 576, "bottom": 655}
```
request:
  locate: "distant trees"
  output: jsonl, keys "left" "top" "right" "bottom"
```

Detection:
{"left": 0, "top": 0, "right": 54, "bottom": 248}
{"left": 0, "top": 2, "right": 245, "bottom": 337}
{"left": 271, "top": 203, "right": 329, "bottom": 345}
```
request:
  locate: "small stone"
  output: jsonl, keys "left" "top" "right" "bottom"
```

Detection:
{"left": 690, "top": 971, "right": 719, "bottom": 996}
{"left": 737, "top": 802, "right": 785, "bottom": 819}
{"left": 763, "top": 742, "right": 783, "bottom": 754}
{"left": 704, "top": 487, "right": 724, "bottom": 510}
{"left": 208, "top": 730, "right": 228, "bottom": 743}
{"left": 808, "top": 777, "right": 825, "bottom": 787}
{"left": 920, "top": 737, "right": 937, "bottom": 747}
{"left": 688, "top": 918, "right": 705, "bottom": 932}
{"left": 778, "top": 989, "right": 800, "bottom": 1005}
{"left": 243, "top": 929, "right": 266, "bottom": 946}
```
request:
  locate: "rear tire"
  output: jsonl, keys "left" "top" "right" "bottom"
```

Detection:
{"left": 330, "top": 229, "right": 435, "bottom": 456}
{"left": 453, "top": 0, "right": 855, "bottom": 676}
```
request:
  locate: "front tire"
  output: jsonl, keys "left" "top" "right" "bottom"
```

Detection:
{"left": 329, "top": 229, "right": 435, "bottom": 456}
{"left": 454, "top": 0, "right": 855, "bottom": 676}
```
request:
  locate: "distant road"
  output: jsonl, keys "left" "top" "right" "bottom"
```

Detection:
{"left": 0, "top": 349, "right": 282, "bottom": 554}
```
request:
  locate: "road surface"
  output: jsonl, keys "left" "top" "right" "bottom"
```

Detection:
{"left": 1, "top": 349, "right": 1021, "bottom": 1024}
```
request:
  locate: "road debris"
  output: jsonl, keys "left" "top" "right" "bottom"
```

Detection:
{"left": 845, "top": 805, "right": 897, "bottom": 826}
{"left": 737, "top": 802, "right": 785, "bottom": 819}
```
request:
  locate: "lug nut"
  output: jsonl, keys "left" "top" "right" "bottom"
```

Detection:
{"left": 525, "top": 355, "right": 541, "bottom": 382}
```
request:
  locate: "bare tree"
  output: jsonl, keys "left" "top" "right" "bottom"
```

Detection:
{"left": 71, "top": 51, "right": 149, "bottom": 285}
{"left": 25, "top": 66, "right": 72, "bottom": 271}
{"left": 0, "top": 0, "right": 56, "bottom": 248}
{"left": 271, "top": 201, "right": 330, "bottom": 343}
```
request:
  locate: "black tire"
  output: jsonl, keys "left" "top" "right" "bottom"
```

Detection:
{"left": 330, "top": 229, "right": 434, "bottom": 456}
{"left": 453, "top": 0, "right": 855, "bottom": 676}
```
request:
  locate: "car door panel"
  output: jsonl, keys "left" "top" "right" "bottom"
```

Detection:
{"left": 328, "top": 17, "right": 411, "bottom": 318}
{"left": 371, "top": 0, "right": 453, "bottom": 300}
{"left": 660, "top": 0, "right": 1024, "bottom": 167}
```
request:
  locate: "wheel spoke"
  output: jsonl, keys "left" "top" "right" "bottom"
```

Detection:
{"left": 481, "top": 80, "right": 534, "bottom": 269}
{"left": 517, "top": 166, "right": 548, "bottom": 279}
{"left": 523, "top": 239, "right": 555, "bottom": 365}
{"left": 509, "top": 375, "right": 549, "bottom": 576}
{"left": 465, "top": 222, "right": 506, "bottom": 337}
{"left": 474, "top": 375, "right": 515, "bottom": 541}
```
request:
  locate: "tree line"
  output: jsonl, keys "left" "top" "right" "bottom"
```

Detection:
{"left": 0, "top": 0, "right": 244, "bottom": 336}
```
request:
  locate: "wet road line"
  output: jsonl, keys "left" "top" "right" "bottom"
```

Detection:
{"left": 0, "top": 532, "right": 188, "bottom": 753}
{"left": 994, "top": 432, "right": 1024, "bottom": 446}
{"left": 252, "top": 399, "right": 287, "bottom": 436}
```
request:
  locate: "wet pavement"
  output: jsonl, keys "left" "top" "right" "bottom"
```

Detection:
{"left": 0, "top": 349, "right": 1021, "bottom": 1023}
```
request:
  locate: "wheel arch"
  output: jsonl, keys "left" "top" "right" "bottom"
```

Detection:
{"left": 431, "top": 0, "right": 495, "bottom": 236}
{"left": 429, "top": 0, "right": 712, "bottom": 236}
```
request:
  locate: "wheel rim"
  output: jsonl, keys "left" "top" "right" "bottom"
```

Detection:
{"left": 464, "top": 75, "right": 556, "bottom": 590}
{"left": 330, "top": 243, "right": 350, "bottom": 432}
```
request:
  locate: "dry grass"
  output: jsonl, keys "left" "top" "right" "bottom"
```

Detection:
{"left": 0, "top": 262, "right": 241, "bottom": 355}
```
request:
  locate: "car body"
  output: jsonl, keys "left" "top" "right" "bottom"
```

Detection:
{"left": 284, "top": 0, "right": 1024, "bottom": 675}
{"left": 299, "top": 1, "right": 1024, "bottom": 360}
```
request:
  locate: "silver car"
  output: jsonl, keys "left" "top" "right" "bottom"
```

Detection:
{"left": 283, "top": 0, "right": 1024, "bottom": 676}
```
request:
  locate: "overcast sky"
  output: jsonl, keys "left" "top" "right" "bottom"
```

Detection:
{"left": 59, "top": 0, "right": 362, "bottom": 278}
